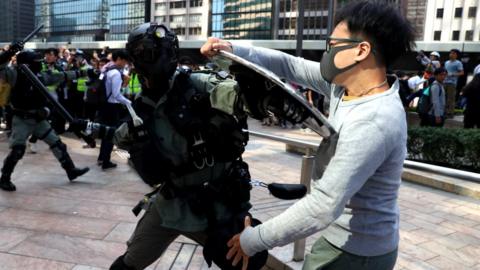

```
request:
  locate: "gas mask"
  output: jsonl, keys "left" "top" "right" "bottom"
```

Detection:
{"left": 126, "top": 23, "right": 179, "bottom": 97}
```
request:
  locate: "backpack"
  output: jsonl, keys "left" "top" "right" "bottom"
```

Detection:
{"left": 88, "top": 66, "right": 121, "bottom": 105}
{"left": 417, "top": 84, "right": 442, "bottom": 115}
{"left": 416, "top": 87, "right": 431, "bottom": 115}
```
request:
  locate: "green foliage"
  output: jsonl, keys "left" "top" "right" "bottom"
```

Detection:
{"left": 407, "top": 127, "right": 480, "bottom": 172}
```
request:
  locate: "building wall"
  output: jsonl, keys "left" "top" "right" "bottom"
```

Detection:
{"left": 424, "top": 0, "right": 480, "bottom": 42}
{"left": 152, "top": 0, "right": 209, "bottom": 40}
{"left": 35, "top": 0, "right": 146, "bottom": 42}
{"left": 276, "top": 0, "right": 330, "bottom": 40}
{"left": 0, "top": 0, "right": 35, "bottom": 42}
{"left": 211, "top": 0, "right": 273, "bottom": 39}
{"left": 405, "top": 0, "right": 427, "bottom": 40}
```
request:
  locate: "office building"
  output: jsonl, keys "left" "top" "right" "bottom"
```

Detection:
{"left": 211, "top": 0, "right": 273, "bottom": 39}
{"left": 35, "top": 0, "right": 148, "bottom": 42}
{"left": 424, "top": 0, "right": 480, "bottom": 42}
{"left": 0, "top": 0, "right": 35, "bottom": 42}
{"left": 151, "top": 0, "right": 209, "bottom": 40}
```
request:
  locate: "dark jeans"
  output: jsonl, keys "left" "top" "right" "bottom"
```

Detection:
{"left": 419, "top": 113, "right": 445, "bottom": 127}
{"left": 97, "top": 103, "right": 122, "bottom": 163}
{"left": 303, "top": 237, "right": 398, "bottom": 270}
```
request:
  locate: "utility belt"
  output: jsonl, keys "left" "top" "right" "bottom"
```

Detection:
{"left": 12, "top": 107, "right": 50, "bottom": 121}
{"left": 132, "top": 159, "right": 252, "bottom": 217}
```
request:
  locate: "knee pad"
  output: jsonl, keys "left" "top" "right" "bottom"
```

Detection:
{"left": 10, "top": 145, "right": 26, "bottom": 161}
{"left": 110, "top": 255, "right": 136, "bottom": 270}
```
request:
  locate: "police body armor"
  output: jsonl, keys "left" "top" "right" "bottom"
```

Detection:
{"left": 128, "top": 69, "right": 248, "bottom": 192}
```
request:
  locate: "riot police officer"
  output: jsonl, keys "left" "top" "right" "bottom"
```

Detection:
{"left": 0, "top": 49, "right": 89, "bottom": 191}
{"left": 108, "top": 22, "right": 278, "bottom": 270}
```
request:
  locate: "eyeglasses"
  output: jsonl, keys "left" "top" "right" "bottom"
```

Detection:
{"left": 325, "top": 37, "right": 364, "bottom": 53}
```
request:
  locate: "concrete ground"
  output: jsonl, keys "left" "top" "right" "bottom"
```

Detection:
{"left": 0, "top": 120, "right": 479, "bottom": 270}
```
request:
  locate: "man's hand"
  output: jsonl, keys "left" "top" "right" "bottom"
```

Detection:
{"left": 435, "top": 116, "right": 442, "bottom": 124}
{"left": 200, "top": 37, "right": 233, "bottom": 58}
{"left": 226, "top": 216, "right": 251, "bottom": 270}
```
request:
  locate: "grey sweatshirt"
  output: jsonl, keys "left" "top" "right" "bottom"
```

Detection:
{"left": 233, "top": 44, "right": 407, "bottom": 257}
{"left": 429, "top": 80, "right": 446, "bottom": 117}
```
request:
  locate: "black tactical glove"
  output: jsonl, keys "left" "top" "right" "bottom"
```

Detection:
{"left": 9, "top": 41, "right": 24, "bottom": 54}
{"left": 0, "top": 41, "right": 24, "bottom": 65}
{"left": 68, "top": 118, "right": 88, "bottom": 134}
{"left": 127, "top": 120, "right": 148, "bottom": 142}
{"left": 263, "top": 90, "right": 309, "bottom": 124}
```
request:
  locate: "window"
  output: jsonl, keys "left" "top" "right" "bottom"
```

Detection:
{"left": 155, "top": 16, "right": 165, "bottom": 23}
{"left": 455, "top": 7, "right": 463, "bottom": 18}
{"left": 189, "top": 27, "right": 201, "bottom": 35}
{"left": 436, "top": 8, "right": 443, "bottom": 18}
{"left": 465, "top": 30, "right": 474, "bottom": 41}
{"left": 170, "top": 15, "right": 185, "bottom": 23}
{"left": 170, "top": 1, "right": 186, "bottom": 9}
{"left": 189, "top": 14, "right": 202, "bottom": 23}
{"left": 452, "top": 30, "right": 460, "bottom": 40}
{"left": 190, "top": 0, "right": 202, "bottom": 7}
{"left": 172, "top": 28, "right": 186, "bottom": 35}
{"left": 468, "top": 7, "right": 477, "bottom": 18}
{"left": 434, "top": 31, "right": 441, "bottom": 41}
{"left": 155, "top": 3, "right": 166, "bottom": 11}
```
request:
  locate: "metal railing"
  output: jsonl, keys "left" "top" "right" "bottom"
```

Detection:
{"left": 247, "top": 129, "right": 480, "bottom": 262}
{"left": 248, "top": 130, "right": 318, "bottom": 261}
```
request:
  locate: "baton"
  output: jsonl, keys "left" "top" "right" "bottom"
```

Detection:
{"left": 22, "top": 25, "right": 44, "bottom": 44}
{"left": 18, "top": 64, "right": 96, "bottom": 146}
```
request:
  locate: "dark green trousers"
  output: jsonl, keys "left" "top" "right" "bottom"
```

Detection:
{"left": 303, "top": 237, "right": 397, "bottom": 270}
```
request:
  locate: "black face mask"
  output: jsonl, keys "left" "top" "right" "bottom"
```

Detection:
{"left": 320, "top": 44, "right": 359, "bottom": 84}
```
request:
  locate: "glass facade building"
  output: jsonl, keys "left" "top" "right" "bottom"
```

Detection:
{"left": 0, "top": 0, "right": 35, "bottom": 42}
{"left": 35, "top": 0, "right": 148, "bottom": 42}
{"left": 211, "top": 0, "right": 273, "bottom": 39}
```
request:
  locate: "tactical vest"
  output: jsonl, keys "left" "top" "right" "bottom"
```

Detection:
{"left": 129, "top": 72, "right": 142, "bottom": 95}
{"left": 41, "top": 62, "right": 62, "bottom": 94}
{"left": 128, "top": 71, "right": 249, "bottom": 188}
{"left": 76, "top": 65, "right": 90, "bottom": 92}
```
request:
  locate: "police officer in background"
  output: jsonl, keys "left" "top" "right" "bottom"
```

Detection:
{"left": 0, "top": 48, "right": 89, "bottom": 192}
{"left": 28, "top": 48, "right": 68, "bottom": 153}
{"left": 107, "top": 22, "right": 309, "bottom": 270}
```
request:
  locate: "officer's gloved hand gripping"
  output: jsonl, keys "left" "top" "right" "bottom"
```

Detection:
{"left": 0, "top": 41, "right": 24, "bottom": 65}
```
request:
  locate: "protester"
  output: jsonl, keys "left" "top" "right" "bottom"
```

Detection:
{"left": 202, "top": 1, "right": 414, "bottom": 269}
{"left": 96, "top": 50, "right": 131, "bottom": 170}
{"left": 444, "top": 49, "right": 464, "bottom": 117}
{"left": 419, "top": 67, "right": 447, "bottom": 127}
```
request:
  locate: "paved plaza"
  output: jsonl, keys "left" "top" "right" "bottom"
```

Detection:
{"left": 0, "top": 121, "right": 479, "bottom": 269}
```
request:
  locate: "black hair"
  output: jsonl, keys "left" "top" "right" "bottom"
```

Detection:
{"left": 395, "top": 70, "right": 406, "bottom": 78}
{"left": 112, "top": 50, "right": 129, "bottom": 61}
{"left": 450, "top": 49, "right": 460, "bottom": 56}
{"left": 334, "top": 0, "right": 415, "bottom": 67}
{"left": 99, "top": 57, "right": 109, "bottom": 64}
{"left": 44, "top": 48, "right": 59, "bottom": 57}
{"left": 178, "top": 55, "right": 194, "bottom": 65}
{"left": 434, "top": 67, "right": 447, "bottom": 75}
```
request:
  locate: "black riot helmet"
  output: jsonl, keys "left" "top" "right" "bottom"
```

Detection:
{"left": 126, "top": 23, "right": 179, "bottom": 91}
{"left": 16, "top": 50, "right": 43, "bottom": 73}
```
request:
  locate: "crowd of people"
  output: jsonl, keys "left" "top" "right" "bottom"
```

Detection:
{"left": 0, "top": 1, "right": 478, "bottom": 269}
{"left": 394, "top": 48, "right": 480, "bottom": 128}
{"left": 0, "top": 46, "right": 205, "bottom": 170}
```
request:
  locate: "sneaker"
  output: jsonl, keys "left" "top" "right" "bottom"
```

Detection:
{"left": 102, "top": 161, "right": 117, "bottom": 170}
{"left": 28, "top": 142, "right": 38, "bottom": 154}
{"left": 82, "top": 142, "right": 96, "bottom": 149}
